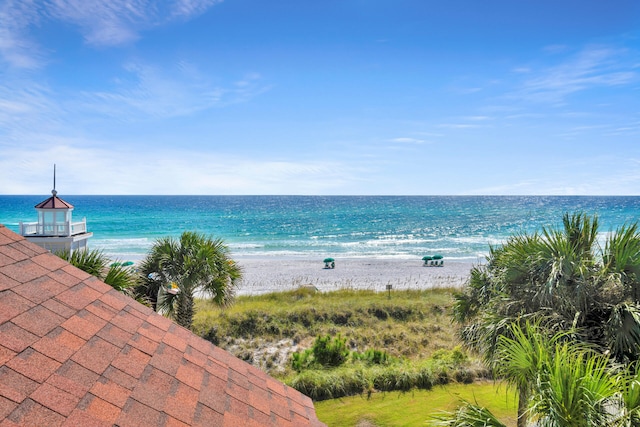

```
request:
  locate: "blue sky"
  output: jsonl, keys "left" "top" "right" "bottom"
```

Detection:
{"left": 1, "top": 0, "right": 639, "bottom": 195}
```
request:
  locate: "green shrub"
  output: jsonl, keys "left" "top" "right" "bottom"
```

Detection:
{"left": 312, "top": 334, "right": 350, "bottom": 367}
{"left": 291, "top": 350, "right": 312, "bottom": 372}
{"left": 431, "top": 346, "right": 467, "bottom": 366}
{"left": 370, "top": 365, "right": 414, "bottom": 392}
{"left": 453, "top": 367, "right": 475, "bottom": 384}
{"left": 290, "top": 370, "right": 336, "bottom": 400}
{"left": 415, "top": 363, "right": 435, "bottom": 390}
{"left": 292, "top": 334, "right": 350, "bottom": 371}
{"left": 289, "top": 369, "right": 369, "bottom": 401}
{"left": 353, "top": 348, "right": 392, "bottom": 365}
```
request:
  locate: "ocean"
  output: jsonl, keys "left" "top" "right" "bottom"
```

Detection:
{"left": 1, "top": 195, "right": 639, "bottom": 263}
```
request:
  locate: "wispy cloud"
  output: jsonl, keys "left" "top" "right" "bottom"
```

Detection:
{"left": 468, "top": 155, "right": 640, "bottom": 196}
{"left": 437, "top": 123, "right": 483, "bottom": 129}
{"left": 512, "top": 45, "right": 638, "bottom": 104}
{"left": 0, "top": 81, "right": 62, "bottom": 138}
{"left": 388, "top": 137, "right": 426, "bottom": 145}
{"left": 0, "top": 0, "right": 43, "bottom": 68}
{"left": 81, "top": 62, "right": 270, "bottom": 119}
{"left": 47, "top": 0, "right": 223, "bottom": 45}
{"left": 0, "top": 0, "right": 222, "bottom": 67}
{"left": 171, "top": 0, "right": 222, "bottom": 18}
{"left": 0, "top": 140, "right": 354, "bottom": 195}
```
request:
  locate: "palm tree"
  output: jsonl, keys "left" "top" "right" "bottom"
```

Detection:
{"left": 137, "top": 231, "right": 242, "bottom": 329}
{"left": 452, "top": 212, "right": 640, "bottom": 425}
{"left": 57, "top": 248, "right": 136, "bottom": 292}
{"left": 454, "top": 212, "right": 640, "bottom": 363}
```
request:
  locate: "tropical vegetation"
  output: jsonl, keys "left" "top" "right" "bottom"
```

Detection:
{"left": 432, "top": 322, "right": 640, "bottom": 427}
{"left": 136, "top": 231, "right": 242, "bottom": 329}
{"left": 57, "top": 248, "right": 136, "bottom": 292}
{"left": 449, "top": 212, "right": 640, "bottom": 426}
{"left": 193, "top": 287, "right": 489, "bottom": 401}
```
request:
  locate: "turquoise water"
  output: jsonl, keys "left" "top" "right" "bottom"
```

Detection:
{"left": 1, "top": 196, "right": 639, "bottom": 261}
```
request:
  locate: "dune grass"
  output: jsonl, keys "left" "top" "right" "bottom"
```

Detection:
{"left": 314, "top": 381, "right": 517, "bottom": 427}
{"left": 193, "top": 287, "right": 462, "bottom": 377}
{"left": 193, "top": 287, "right": 493, "bottom": 404}
{"left": 192, "top": 287, "right": 515, "bottom": 423}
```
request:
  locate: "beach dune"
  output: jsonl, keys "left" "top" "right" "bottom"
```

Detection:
{"left": 235, "top": 258, "right": 474, "bottom": 295}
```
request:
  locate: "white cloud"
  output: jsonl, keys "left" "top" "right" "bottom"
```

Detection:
{"left": 437, "top": 123, "right": 482, "bottom": 129}
{"left": 388, "top": 137, "right": 425, "bottom": 145}
{"left": 46, "top": 0, "right": 222, "bottom": 46}
{"left": 513, "top": 45, "right": 638, "bottom": 104}
{"left": 464, "top": 116, "right": 492, "bottom": 121}
{"left": 0, "top": 140, "right": 355, "bottom": 195}
{"left": 0, "top": 0, "right": 44, "bottom": 68}
{"left": 171, "top": 0, "right": 222, "bottom": 18}
{"left": 80, "top": 62, "right": 270, "bottom": 119}
{"left": 0, "top": 81, "right": 62, "bottom": 138}
{"left": 0, "top": 0, "right": 223, "bottom": 67}
{"left": 467, "top": 156, "right": 640, "bottom": 196}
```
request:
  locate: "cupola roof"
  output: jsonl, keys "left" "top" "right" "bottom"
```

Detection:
{"left": 34, "top": 191, "right": 74, "bottom": 209}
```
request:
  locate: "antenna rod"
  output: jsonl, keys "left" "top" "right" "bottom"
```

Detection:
{"left": 52, "top": 164, "right": 57, "bottom": 196}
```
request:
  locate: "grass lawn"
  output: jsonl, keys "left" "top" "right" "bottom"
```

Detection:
{"left": 315, "top": 381, "right": 517, "bottom": 427}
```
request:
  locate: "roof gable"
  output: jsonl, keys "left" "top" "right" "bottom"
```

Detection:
{"left": 0, "top": 225, "right": 325, "bottom": 426}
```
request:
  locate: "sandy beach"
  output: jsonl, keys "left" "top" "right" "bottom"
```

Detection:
{"left": 234, "top": 257, "right": 476, "bottom": 295}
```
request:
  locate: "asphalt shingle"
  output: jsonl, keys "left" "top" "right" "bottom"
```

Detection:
{"left": 0, "top": 225, "right": 326, "bottom": 426}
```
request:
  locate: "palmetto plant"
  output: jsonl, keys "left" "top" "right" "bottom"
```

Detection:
{"left": 432, "top": 322, "right": 630, "bottom": 427}
{"left": 456, "top": 212, "right": 640, "bottom": 358}
{"left": 452, "top": 212, "right": 640, "bottom": 425}
{"left": 137, "top": 231, "right": 242, "bottom": 329}
{"left": 57, "top": 248, "right": 136, "bottom": 292}
{"left": 431, "top": 402, "right": 507, "bottom": 427}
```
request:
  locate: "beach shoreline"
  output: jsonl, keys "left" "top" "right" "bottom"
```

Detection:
{"left": 234, "top": 257, "right": 476, "bottom": 295}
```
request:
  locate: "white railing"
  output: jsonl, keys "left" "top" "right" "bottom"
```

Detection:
{"left": 70, "top": 220, "right": 87, "bottom": 235}
{"left": 19, "top": 219, "right": 87, "bottom": 237}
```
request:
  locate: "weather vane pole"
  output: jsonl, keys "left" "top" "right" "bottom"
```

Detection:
{"left": 52, "top": 164, "right": 57, "bottom": 196}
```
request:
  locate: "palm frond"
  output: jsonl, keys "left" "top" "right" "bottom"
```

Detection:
{"left": 57, "top": 248, "right": 109, "bottom": 279}
{"left": 429, "top": 401, "right": 507, "bottom": 427}
{"left": 103, "top": 264, "right": 135, "bottom": 291}
{"left": 606, "top": 303, "right": 640, "bottom": 362}
{"left": 531, "top": 343, "right": 616, "bottom": 427}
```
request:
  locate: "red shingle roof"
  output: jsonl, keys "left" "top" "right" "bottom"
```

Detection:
{"left": 34, "top": 196, "right": 74, "bottom": 210}
{"left": 0, "top": 225, "right": 326, "bottom": 427}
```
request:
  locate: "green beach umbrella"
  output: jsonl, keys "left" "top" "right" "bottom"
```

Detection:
{"left": 422, "top": 256, "right": 433, "bottom": 261}
{"left": 432, "top": 254, "right": 443, "bottom": 260}
{"left": 323, "top": 258, "right": 335, "bottom": 263}
{"left": 122, "top": 261, "right": 134, "bottom": 266}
